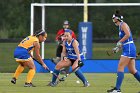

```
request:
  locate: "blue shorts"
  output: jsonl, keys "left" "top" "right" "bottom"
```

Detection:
{"left": 14, "top": 47, "right": 31, "bottom": 61}
{"left": 121, "top": 43, "right": 136, "bottom": 58}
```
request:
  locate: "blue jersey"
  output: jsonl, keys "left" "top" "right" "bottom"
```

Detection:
{"left": 65, "top": 38, "right": 84, "bottom": 60}
{"left": 119, "top": 22, "right": 136, "bottom": 58}
{"left": 119, "top": 22, "right": 133, "bottom": 44}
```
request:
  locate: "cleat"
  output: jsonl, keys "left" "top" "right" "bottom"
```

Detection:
{"left": 47, "top": 82, "right": 57, "bottom": 87}
{"left": 83, "top": 81, "right": 90, "bottom": 87}
{"left": 24, "top": 82, "right": 36, "bottom": 87}
{"left": 107, "top": 87, "right": 121, "bottom": 93}
{"left": 11, "top": 77, "right": 16, "bottom": 84}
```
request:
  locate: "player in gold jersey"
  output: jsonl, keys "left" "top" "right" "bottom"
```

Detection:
{"left": 11, "top": 30, "right": 48, "bottom": 87}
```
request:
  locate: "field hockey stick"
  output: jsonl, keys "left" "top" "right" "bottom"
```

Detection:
{"left": 136, "top": 52, "right": 140, "bottom": 57}
{"left": 106, "top": 47, "right": 117, "bottom": 56}
{"left": 106, "top": 46, "right": 120, "bottom": 56}
{"left": 106, "top": 49, "right": 114, "bottom": 56}
{"left": 57, "top": 60, "right": 84, "bottom": 82}
{"left": 59, "top": 66, "right": 80, "bottom": 81}
{"left": 32, "top": 58, "right": 61, "bottom": 80}
{"left": 55, "top": 66, "right": 80, "bottom": 85}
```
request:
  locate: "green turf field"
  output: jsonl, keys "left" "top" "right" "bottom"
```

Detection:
{"left": 0, "top": 73, "right": 139, "bottom": 93}
{"left": 0, "top": 42, "right": 140, "bottom": 72}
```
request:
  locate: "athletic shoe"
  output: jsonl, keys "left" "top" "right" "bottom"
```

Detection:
{"left": 47, "top": 82, "right": 57, "bottom": 87}
{"left": 11, "top": 77, "right": 16, "bottom": 84}
{"left": 24, "top": 82, "right": 36, "bottom": 87}
{"left": 107, "top": 87, "right": 121, "bottom": 93}
{"left": 83, "top": 81, "right": 90, "bottom": 87}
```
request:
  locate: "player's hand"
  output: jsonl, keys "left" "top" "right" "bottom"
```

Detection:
{"left": 78, "top": 60, "right": 84, "bottom": 67}
{"left": 112, "top": 47, "right": 120, "bottom": 53}
{"left": 116, "top": 42, "right": 122, "bottom": 48}
{"left": 42, "top": 63, "right": 48, "bottom": 70}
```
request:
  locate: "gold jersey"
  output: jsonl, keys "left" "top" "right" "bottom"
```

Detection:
{"left": 18, "top": 36, "right": 39, "bottom": 52}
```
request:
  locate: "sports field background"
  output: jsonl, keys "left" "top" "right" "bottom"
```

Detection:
{"left": 0, "top": 73, "right": 139, "bottom": 93}
{"left": 0, "top": 42, "right": 140, "bottom": 73}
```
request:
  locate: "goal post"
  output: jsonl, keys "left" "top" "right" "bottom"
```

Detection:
{"left": 30, "top": 3, "right": 140, "bottom": 59}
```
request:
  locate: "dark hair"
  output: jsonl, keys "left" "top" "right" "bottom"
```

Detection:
{"left": 115, "top": 10, "right": 121, "bottom": 17}
{"left": 34, "top": 29, "right": 46, "bottom": 37}
{"left": 112, "top": 9, "right": 123, "bottom": 22}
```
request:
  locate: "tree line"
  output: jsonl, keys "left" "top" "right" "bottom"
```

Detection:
{"left": 0, "top": 0, "right": 140, "bottom": 41}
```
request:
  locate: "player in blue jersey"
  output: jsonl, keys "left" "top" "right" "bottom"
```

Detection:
{"left": 48, "top": 29, "right": 90, "bottom": 87}
{"left": 107, "top": 10, "right": 140, "bottom": 93}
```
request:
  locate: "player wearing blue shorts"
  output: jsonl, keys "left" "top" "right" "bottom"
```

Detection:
{"left": 11, "top": 30, "right": 48, "bottom": 87}
{"left": 48, "top": 29, "right": 90, "bottom": 87}
{"left": 107, "top": 10, "right": 140, "bottom": 93}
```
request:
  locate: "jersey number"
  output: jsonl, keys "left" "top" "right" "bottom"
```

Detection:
{"left": 21, "top": 37, "right": 29, "bottom": 43}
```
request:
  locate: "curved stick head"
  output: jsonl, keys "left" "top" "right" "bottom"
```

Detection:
{"left": 59, "top": 77, "right": 65, "bottom": 81}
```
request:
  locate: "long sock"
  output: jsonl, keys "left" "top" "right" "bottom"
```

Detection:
{"left": 26, "top": 69, "right": 35, "bottom": 83}
{"left": 134, "top": 71, "right": 140, "bottom": 82}
{"left": 75, "top": 69, "right": 87, "bottom": 83}
{"left": 52, "top": 69, "right": 60, "bottom": 83}
{"left": 115, "top": 72, "right": 124, "bottom": 90}
{"left": 13, "top": 65, "right": 24, "bottom": 79}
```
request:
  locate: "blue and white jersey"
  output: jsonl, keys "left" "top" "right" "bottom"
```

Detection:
{"left": 119, "top": 22, "right": 133, "bottom": 45}
{"left": 65, "top": 38, "right": 84, "bottom": 60}
{"left": 119, "top": 22, "right": 136, "bottom": 58}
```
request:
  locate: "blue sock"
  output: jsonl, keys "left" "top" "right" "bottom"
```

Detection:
{"left": 134, "top": 71, "right": 140, "bottom": 82}
{"left": 52, "top": 69, "right": 60, "bottom": 83}
{"left": 115, "top": 72, "right": 124, "bottom": 90}
{"left": 75, "top": 69, "right": 87, "bottom": 83}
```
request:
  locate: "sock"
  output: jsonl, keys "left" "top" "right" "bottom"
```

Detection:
{"left": 115, "top": 72, "right": 124, "bottom": 90}
{"left": 134, "top": 71, "right": 140, "bottom": 82}
{"left": 26, "top": 69, "right": 35, "bottom": 83}
{"left": 52, "top": 69, "right": 60, "bottom": 83}
{"left": 13, "top": 65, "right": 24, "bottom": 79}
{"left": 75, "top": 69, "right": 87, "bottom": 83}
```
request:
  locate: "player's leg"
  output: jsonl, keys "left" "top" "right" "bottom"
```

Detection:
{"left": 128, "top": 59, "right": 140, "bottom": 82}
{"left": 72, "top": 60, "right": 89, "bottom": 87}
{"left": 107, "top": 56, "right": 130, "bottom": 93}
{"left": 24, "top": 59, "right": 36, "bottom": 87}
{"left": 116, "top": 57, "right": 130, "bottom": 89}
{"left": 50, "top": 59, "right": 71, "bottom": 86}
{"left": 11, "top": 63, "right": 25, "bottom": 84}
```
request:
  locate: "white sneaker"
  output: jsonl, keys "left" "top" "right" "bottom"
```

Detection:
{"left": 107, "top": 87, "right": 121, "bottom": 93}
{"left": 83, "top": 81, "right": 90, "bottom": 87}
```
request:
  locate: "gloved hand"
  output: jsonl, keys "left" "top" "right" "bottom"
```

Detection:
{"left": 78, "top": 60, "right": 84, "bottom": 67}
{"left": 116, "top": 42, "right": 122, "bottom": 48}
{"left": 112, "top": 47, "right": 120, "bottom": 53}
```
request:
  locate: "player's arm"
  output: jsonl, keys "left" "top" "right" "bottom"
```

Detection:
{"left": 73, "top": 40, "right": 81, "bottom": 61}
{"left": 61, "top": 41, "right": 67, "bottom": 61}
{"left": 118, "top": 23, "right": 130, "bottom": 43}
{"left": 116, "top": 23, "right": 130, "bottom": 48}
{"left": 33, "top": 41, "right": 48, "bottom": 69}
